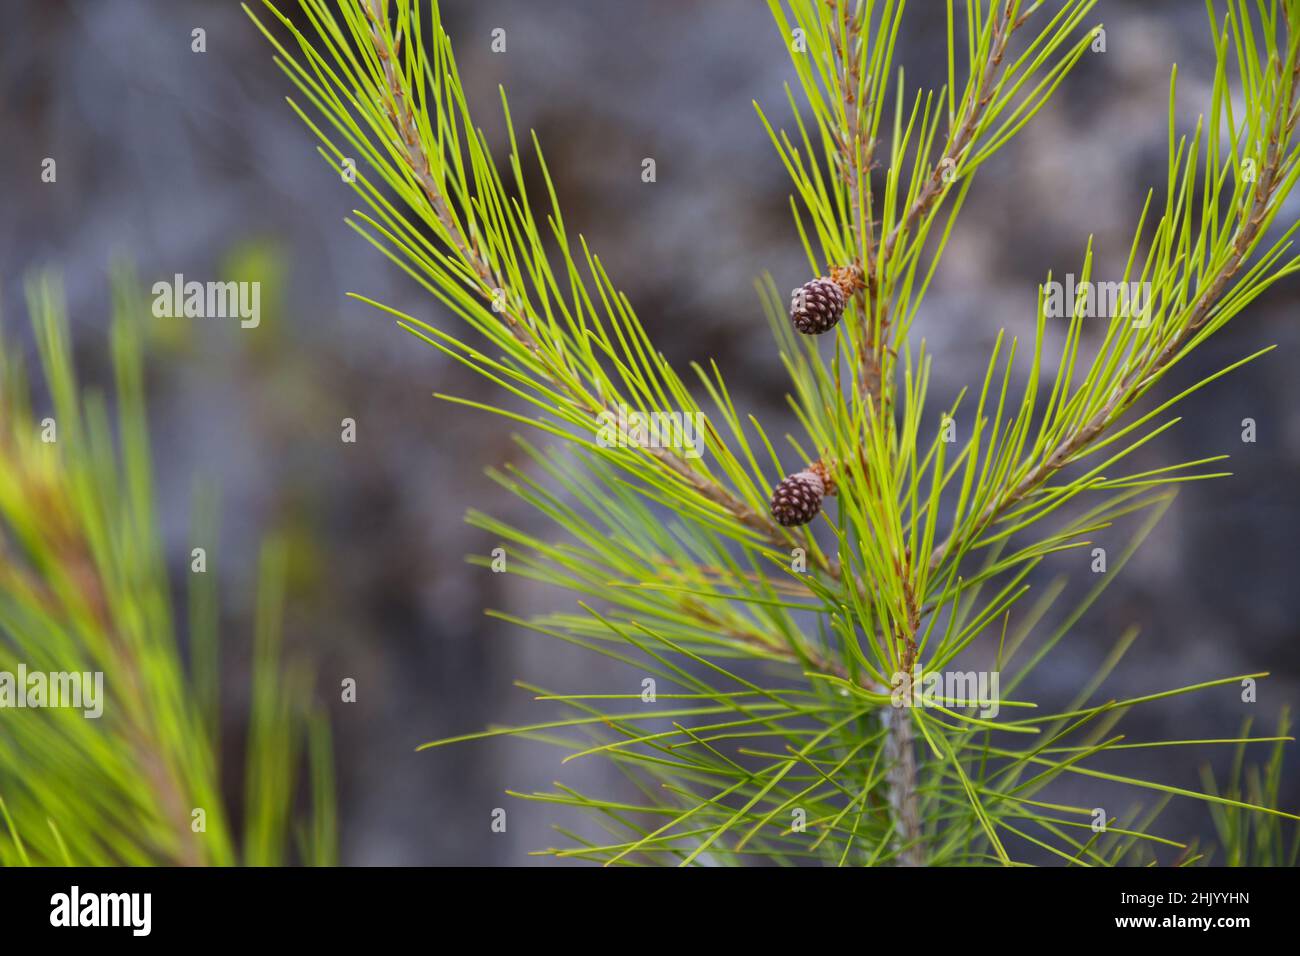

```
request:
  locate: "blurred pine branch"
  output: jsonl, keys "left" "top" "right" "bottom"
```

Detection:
{"left": 0, "top": 269, "right": 336, "bottom": 867}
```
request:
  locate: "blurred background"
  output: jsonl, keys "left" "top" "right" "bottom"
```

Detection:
{"left": 1, "top": 0, "right": 1296, "bottom": 864}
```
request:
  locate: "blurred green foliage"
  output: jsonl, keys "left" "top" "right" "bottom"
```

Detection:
{"left": 0, "top": 269, "right": 336, "bottom": 866}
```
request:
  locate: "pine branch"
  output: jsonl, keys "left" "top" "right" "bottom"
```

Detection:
{"left": 0, "top": 272, "right": 336, "bottom": 866}
{"left": 930, "top": 23, "right": 1300, "bottom": 573}
{"left": 355, "top": 0, "right": 814, "bottom": 561}
{"left": 253, "top": 0, "right": 1300, "bottom": 867}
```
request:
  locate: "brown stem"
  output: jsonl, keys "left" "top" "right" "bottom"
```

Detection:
{"left": 827, "top": 0, "right": 879, "bottom": 405}
{"left": 842, "top": 3, "right": 1022, "bottom": 416}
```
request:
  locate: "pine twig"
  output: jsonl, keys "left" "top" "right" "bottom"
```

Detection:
{"left": 928, "top": 54, "right": 1300, "bottom": 573}
{"left": 360, "top": 0, "right": 823, "bottom": 565}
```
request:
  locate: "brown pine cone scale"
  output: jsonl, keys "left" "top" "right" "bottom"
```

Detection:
{"left": 789, "top": 278, "right": 846, "bottom": 335}
{"left": 770, "top": 469, "right": 826, "bottom": 526}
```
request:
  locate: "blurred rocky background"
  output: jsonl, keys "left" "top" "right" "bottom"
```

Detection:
{"left": 1, "top": 0, "right": 1296, "bottom": 864}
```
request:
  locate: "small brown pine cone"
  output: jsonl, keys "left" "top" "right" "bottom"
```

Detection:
{"left": 770, "top": 469, "right": 826, "bottom": 527}
{"left": 790, "top": 278, "right": 846, "bottom": 335}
